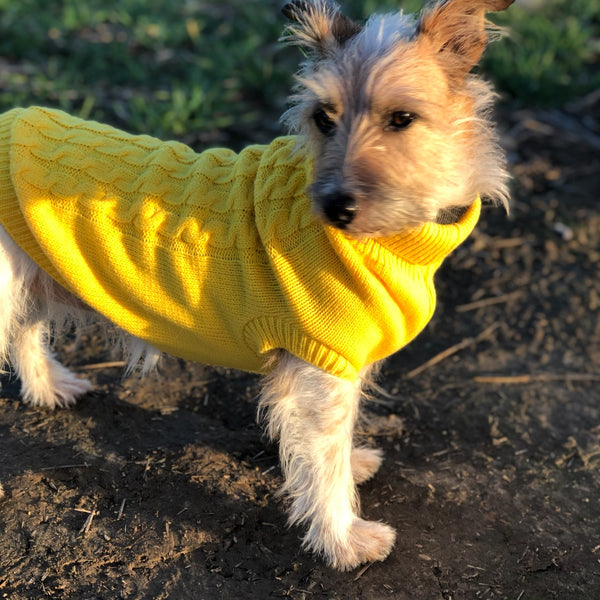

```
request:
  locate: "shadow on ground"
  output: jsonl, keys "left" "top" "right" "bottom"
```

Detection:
{"left": 0, "top": 96, "right": 599, "bottom": 599}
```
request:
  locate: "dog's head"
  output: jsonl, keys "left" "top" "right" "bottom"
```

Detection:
{"left": 282, "top": 0, "right": 513, "bottom": 237}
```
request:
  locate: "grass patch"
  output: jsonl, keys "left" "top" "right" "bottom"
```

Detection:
{"left": 0, "top": 0, "right": 291, "bottom": 145}
{"left": 483, "top": 0, "right": 600, "bottom": 107}
{"left": 0, "top": 0, "right": 597, "bottom": 144}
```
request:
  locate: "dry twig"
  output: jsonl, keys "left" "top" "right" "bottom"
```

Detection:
{"left": 76, "top": 508, "right": 97, "bottom": 535}
{"left": 78, "top": 360, "right": 127, "bottom": 370}
{"left": 474, "top": 373, "right": 600, "bottom": 385}
{"left": 353, "top": 562, "right": 373, "bottom": 581}
{"left": 40, "top": 463, "right": 90, "bottom": 471}
{"left": 405, "top": 323, "right": 499, "bottom": 380}
{"left": 456, "top": 291, "right": 523, "bottom": 313}
{"left": 117, "top": 499, "right": 126, "bottom": 520}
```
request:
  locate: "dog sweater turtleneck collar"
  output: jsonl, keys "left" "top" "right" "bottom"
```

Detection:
{"left": 0, "top": 107, "right": 480, "bottom": 381}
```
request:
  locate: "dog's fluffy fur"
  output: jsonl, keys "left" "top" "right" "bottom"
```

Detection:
{"left": 0, "top": 0, "right": 513, "bottom": 570}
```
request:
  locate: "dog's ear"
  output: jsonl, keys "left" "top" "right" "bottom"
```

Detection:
{"left": 417, "top": 0, "right": 514, "bottom": 77}
{"left": 282, "top": 0, "right": 362, "bottom": 55}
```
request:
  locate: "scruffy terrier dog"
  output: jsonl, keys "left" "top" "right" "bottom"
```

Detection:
{"left": 0, "top": 0, "right": 512, "bottom": 570}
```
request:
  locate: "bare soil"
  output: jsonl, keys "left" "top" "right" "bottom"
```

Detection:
{"left": 1, "top": 95, "right": 599, "bottom": 599}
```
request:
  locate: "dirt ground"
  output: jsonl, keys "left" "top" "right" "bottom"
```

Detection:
{"left": 1, "top": 94, "right": 599, "bottom": 599}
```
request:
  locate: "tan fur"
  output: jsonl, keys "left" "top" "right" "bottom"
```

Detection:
{"left": 0, "top": 0, "right": 513, "bottom": 571}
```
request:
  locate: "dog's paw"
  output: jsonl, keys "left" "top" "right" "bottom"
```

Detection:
{"left": 22, "top": 364, "right": 93, "bottom": 409}
{"left": 325, "top": 518, "right": 396, "bottom": 571}
{"left": 351, "top": 447, "right": 383, "bottom": 484}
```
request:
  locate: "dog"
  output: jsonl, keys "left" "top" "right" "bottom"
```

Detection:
{"left": 0, "top": 0, "right": 512, "bottom": 570}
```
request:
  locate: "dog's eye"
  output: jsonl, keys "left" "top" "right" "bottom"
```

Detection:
{"left": 313, "top": 108, "right": 336, "bottom": 136}
{"left": 387, "top": 111, "right": 416, "bottom": 131}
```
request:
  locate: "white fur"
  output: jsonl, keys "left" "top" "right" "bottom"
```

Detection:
{"left": 259, "top": 352, "right": 394, "bottom": 569}
{"left": 359, "top": 12, "right": 416, "bottom": 57}
{"left": 0, "top": 226, "right": 158, "bottom": 408}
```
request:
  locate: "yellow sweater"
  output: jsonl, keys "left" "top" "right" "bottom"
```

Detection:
{"left": 0, "top": 107, "right": 480, "bottom": 381}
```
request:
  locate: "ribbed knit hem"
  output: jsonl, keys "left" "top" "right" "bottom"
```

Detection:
{"left": 244, "top": 316, "right": 359, "bottom": 381}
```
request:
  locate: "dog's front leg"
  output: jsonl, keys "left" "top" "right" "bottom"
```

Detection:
{"left": 259, "top": 352, "right": 395, "bottom": 570}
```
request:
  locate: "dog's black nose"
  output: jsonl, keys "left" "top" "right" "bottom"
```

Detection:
{"left": 322, "top": 193, "right": 357, "bottom": 229}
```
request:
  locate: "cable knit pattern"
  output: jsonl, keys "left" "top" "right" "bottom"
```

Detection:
{"left": 0, "top": 107, "right": 480, "bottom": 380}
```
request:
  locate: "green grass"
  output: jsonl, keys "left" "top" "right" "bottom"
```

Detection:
{"left": 483, "top": 0, "right": 600, "bottom": 107}
{"left": 0, "top": 0, "right": 597, "bottom": 145}
{"left": 0, "top": 0, "right": 292, "bottom": 145}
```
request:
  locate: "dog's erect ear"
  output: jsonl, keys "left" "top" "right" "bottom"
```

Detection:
{"left": 282, "top": 0, "right": 362, "bottom": 55}
{"left": 418, "top": 0, "right": 514, "bottom": 77}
